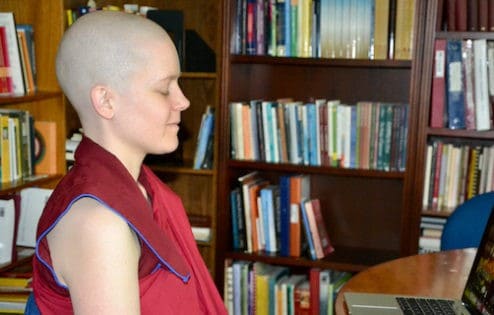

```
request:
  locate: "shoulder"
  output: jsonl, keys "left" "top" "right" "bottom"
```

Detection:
{"left": 47, "top": 196, "right": 141, "bottom": 286}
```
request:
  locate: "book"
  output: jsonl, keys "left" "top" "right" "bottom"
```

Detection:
{"left": 373, "top": 0, "right": 390, "bottom": 60}
{"left": 294, "top": 278, "right": 311, "bottom": 315}
{"left": 300, "top": 197, "right": 317, "bottom": 260}
{"left": 193, "top": 106, "right": 215, "bottom": 169}
{"left": 16, "top": 27, "right": 35, "bottom": 94}
{"left": 230, "top": 187, "right": 246, "bottom": 251}
{"left": 0, "top": 198, "right": 16, "bottom": 265}
{"left": 0, "top": 26, "right": 13, "bottom": 94}
{"left": 254, "top": 262, "right": 289, "bottom": 315}
{"left": 279, "top": 175, "right": 291, "bottom": 257}
{"left": 34, "top": 120, "right": 57, "bottom": 175}
{"left": 0, "top": 13, "right": 25, "bottom": 95}
{"left": 430, "top": 39, "right": 447, "bottom": 128}
{"left": 462, "top": 39, "right": 476, "bottom": 130}
{"left": 394, "top": 0, "right": 415, "bottom": 60}
{"left": 445, "top": 39, "right": 466, "bottom": 129}
{"left": 473, "top": 39, "right": 492, "bottom": 131}
{"left": 16, "top": 187, "right": 53, "bottom": 247}
{"left": 305, "top": 198, "right": 335, "bottom": 258}
{"left": 289, "top": 174, "right": 311, "bottom": 257}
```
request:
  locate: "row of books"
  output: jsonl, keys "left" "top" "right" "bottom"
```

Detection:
{"left": 430, "top": 38, "right": 494, "bottom": 131}
{"left": 0, "top": 12, "right": 36, "bottom": 95}
{"left": 441, "top": 0, "right": 494, "bottom": 32}
{"left": 422, "top": 138, "right": 494, "bottom": 213}
{"left": 418, "top": 216, "right": 446, "bottom": 253}
{"left": 0, "top": 187, "right": 52, "bottom": 266}
{"left": 231, "top": 0, "right": 415, "bottom": 60}
{"left": 192, "top": 106, "right": 215, "bottom": 170}
{"left": 0, "top": 273, "right": 32, "bottom": 314}
{"left": 224, "top": 260, "right": 352, "bottom": 315}
{"left": 0, "top": 109, "right": 57, "bottom": 183}
{"left": 230, "top": 99, "right": 409, "bottom": 172}
{"left": 231, "top": 172, "right": 334, "bottom": 260}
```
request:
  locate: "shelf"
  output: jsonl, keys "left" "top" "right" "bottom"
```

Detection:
{"left": 0, "top": 91, "right": 63, "bottom": 105}
{"left": 0, "top": 247, "right": 34, "bottom": 273}
{"left": 228, "top": 160, "right": 405, "bottom": 179}
{"left": 436, "top": 31, "right": 494, "bottom": 40}
{"left": 149, "top": 164, "right": 214, "bottom": 176}
{"left": 0, "top": 174, "right": 63, "bottom": 195}
{"left": 225, "top": 246, "right": 400, "bottom": 273}
{"left": 427, "top": 127, "right": 494, "bottom": 140}
{"left": 181, "top": 72, "right": 217, "bottom": 79}
{"left": 421, "top": 210, "right": 452, "bottom": 218}
{"left": 231, "top": 55, "right": 412, "bottom": 69}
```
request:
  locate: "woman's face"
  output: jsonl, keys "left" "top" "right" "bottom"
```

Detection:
{"left": 113, "top": 36, "right": 190, "bottom": 157}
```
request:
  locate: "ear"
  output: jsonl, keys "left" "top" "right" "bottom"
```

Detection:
{"left": 90, "top": 85, "right": 115, "bottom": 119}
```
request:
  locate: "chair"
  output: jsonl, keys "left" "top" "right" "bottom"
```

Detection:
{"left": 24, "top": 292, "right": 40, "bottom": 315}
{"left": 440, "top": 192, "right": 494, "bottom": 251}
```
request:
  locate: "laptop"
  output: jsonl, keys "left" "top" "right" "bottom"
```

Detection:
{"left": 344, "top": 207, "right": 494, "bottom": 315}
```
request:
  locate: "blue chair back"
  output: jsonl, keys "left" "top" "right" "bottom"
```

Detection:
{"left": 24, "top": 292, "right": 41, "bottom": 315}
{"left": 440, "top": 192, "right": 494, "bottom": 251}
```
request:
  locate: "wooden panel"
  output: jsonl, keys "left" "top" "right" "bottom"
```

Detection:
{"left": 228, "top": 63, "right": 411, "bottom": 104}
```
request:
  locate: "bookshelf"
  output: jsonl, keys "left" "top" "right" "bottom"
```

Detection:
{"left": 0, "top": 0, "right": 67, "bottom": 272}
{"left": 215, "top": 0, "right": 429, "bottom": 293}
{"left": 409, "top": 0, "right": 494, "bottom": 253}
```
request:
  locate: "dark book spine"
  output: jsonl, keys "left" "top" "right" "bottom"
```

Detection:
{"left": 388, "top": 0, "right": 397, "bottom": 59}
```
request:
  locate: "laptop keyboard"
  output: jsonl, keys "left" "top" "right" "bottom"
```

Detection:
{"left": 396, "top": 297, "right": 457, "bottom": 315}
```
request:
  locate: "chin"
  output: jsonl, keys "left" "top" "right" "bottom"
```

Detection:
{"left": 152, "top": 140, "right": 179, "bottom": 155}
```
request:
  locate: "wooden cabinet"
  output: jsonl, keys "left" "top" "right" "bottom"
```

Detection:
{"left": 408, "top": 0, "right": 494, "bottom": 253}
{"left": 214, "top": 0, "right": 429, "bottom": 290}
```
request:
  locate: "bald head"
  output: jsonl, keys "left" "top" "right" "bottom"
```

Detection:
{"left": 56, "top": 11, "right": 173, "bottom": 116}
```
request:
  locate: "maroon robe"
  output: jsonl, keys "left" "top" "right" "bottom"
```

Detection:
{"left": 32, "top": 136, "right": 227, "bottom": 314}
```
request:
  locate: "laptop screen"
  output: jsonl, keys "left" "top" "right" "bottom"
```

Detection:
{"left": 462, "top": 207, "right": 494, "bottom": 314}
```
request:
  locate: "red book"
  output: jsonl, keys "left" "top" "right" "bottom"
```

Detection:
{"left": 479, "top": 0, "right": 489, "bottom": 31}
{"left": 489, "top": 0, "right": 494, "bottom": 31}
{"left": 308, "top": 199, "right": 335, "bottom": 257}
{"left": 294, "top": 279, "right": 311, "bottom": 315}
{"left": 0, "top": 26, "right": 13, "bottom": 94}
{"left": 309, "top": 268, "right": 320, "bottom": 315}
{"left": 430, "top": 39, "right": 447, "bottom": 128}
{"left": 446, "top": 0, "right": 456, "bottom": 31}
{"left": 431, "top": 141, "right": 444, "bottom": 211}
{"left": 455, "top": 0, "right": 467, "bottom": 31}
{"left": 468, "top": 0, "right": 479, "bottom": 31}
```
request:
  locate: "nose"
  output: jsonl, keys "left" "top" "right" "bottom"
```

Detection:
{"left": 174, "top": 87, "right": 190, "bottom": 111}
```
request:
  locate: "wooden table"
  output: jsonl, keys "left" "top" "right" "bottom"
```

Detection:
{"left": 335, "top": 248, "right": 476, "bottom": 315}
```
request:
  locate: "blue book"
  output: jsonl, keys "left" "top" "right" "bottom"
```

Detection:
{"left": 193, "top": 108, "right": 214, "bottom": 169}
{"left": 446, "top": 39, "right": 466, "bottom": 129}
{"left": 349, "top": 105, "right": 358, "bottom": 168}
{"left": 260, "top": 185, "right": 278, "bottom": 253}
{"left": 279, "top": 175, "right": 291, "bottom": 256}
{"left": 306, "top": 103, "right": 319, "bottom": 166}
{"left": 300, "top": 199, "right": 317, "bottom": 260}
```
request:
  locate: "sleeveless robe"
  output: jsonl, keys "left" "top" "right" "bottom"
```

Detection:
{"left": 32, "top": 136, "right": 227, "bottom": 314}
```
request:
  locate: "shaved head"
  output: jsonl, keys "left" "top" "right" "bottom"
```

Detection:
{"left": 56, "top": 11, "right": 173, "bottom": 119}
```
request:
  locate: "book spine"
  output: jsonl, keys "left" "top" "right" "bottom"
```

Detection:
{"left": 446, "top": 39, "right": 466, "bottom": 129}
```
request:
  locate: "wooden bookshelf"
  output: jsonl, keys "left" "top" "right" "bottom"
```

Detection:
{"left": 214, "top": 0, "right": 429, "bottom": 292}
{"left": 408, "top": 0, "right": 494, "bottom": 253}
{"left": 0, "top": 0, "right": 67, "bottom": 274}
